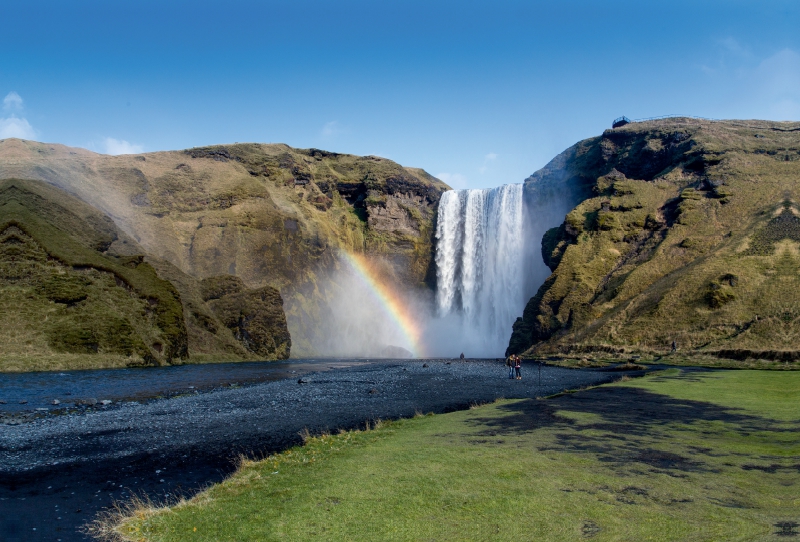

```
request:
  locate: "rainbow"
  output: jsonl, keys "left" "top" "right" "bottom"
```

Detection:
{"left": 338, "top": 250, "right": 423, "bottom": 357}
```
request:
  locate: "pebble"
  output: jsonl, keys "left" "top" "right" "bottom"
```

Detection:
{"left": 1, "top": 361, "right": 621, "bottom": 476}
{"left": 1, "top": 360, "right": 638, "bottom": 542}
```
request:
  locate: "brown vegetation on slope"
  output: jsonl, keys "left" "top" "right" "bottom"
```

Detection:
{"left": 0, "top": 140, "right": 448, "bottom": 361}
{"left": 508, "top": 119, "right": 800, "bottom": 364}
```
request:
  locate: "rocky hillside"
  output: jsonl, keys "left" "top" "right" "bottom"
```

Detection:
{"left": 0, "top": 139, "right": 448, "bottom": 366}
{"left": 0, "top": 178, "right": 293, "bottom": 371}
{"left": 508, "top": 118, "right": 800, "bottom": 364}
{"left": 0, "top": 179, "right": 181, "bottom": 371}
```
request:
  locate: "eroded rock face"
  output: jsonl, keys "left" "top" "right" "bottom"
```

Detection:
{"left": 507, "top": 118, "right": 800, "bottom": 361}
{"left": 204, "top": 280, "right": 291, "bottom": 359}
{"left": 0, "top": 140, "right": 450, "bottom": 357}
{"left": 366, "top": 192, "right": 426, "bottom": 236}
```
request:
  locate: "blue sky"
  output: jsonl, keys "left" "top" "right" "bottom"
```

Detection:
{"left": 1, "top": 0, "right": 799, "bottom": 189}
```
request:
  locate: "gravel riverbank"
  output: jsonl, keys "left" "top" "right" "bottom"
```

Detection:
{"left": 0, "top": 359, "right": 648, "bottom": 542}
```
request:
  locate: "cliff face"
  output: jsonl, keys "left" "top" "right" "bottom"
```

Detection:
{"left": 0, "top": 139, "right": 448, "bottom": 364}
{"left": 0, "top": 179, "right": 187, "bottom": 371}
{"left": 508, "top": 119, "right": 800, "bottom": 362}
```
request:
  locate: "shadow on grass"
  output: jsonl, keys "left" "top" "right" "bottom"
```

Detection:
{"left": 469, "top": 385, "right": 800, "bottom": 475}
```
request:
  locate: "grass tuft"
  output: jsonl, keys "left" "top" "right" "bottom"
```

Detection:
{"left": 108, "top": 369, "right": 800, "bottom": 541}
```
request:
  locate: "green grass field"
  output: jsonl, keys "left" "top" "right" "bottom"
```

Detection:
{"left": 110, "top": 370, "right": 800, "bottom": 541}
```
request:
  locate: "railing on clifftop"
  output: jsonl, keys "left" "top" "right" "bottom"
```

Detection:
{"left": 612, "top": 116, "right": 631, "bottom": 128}
{"left": 611, "top": 115, "right": 800, "bottom": 131}
{"left": 612, "top": 114, "right": 719, "bottom": 129}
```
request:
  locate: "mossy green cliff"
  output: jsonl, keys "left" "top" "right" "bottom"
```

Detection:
{"left": 0, "top": 140, "right": 447, "bottom": 368}
{"left": 508, "top": 118, "right": 800, "bottom": 364}
{"left": 0, "top": 179, "right": 188, "bottom": 371}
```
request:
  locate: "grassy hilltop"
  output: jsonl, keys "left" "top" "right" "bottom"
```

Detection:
{"left": 508, "top": 118, "right": 800, "bottom": 365}
{"left": 0, "top": 139, "right": 448, "bottom": 368}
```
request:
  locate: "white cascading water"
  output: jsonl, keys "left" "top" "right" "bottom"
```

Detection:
{"left": 434, "top": 184, "right": 526, "bottom": 355}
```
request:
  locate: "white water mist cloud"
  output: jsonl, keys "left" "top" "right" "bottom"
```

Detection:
{"left": 436, "top": 172, "right": 467, "bottom": 189}
{"left": 306, "top": 256, "right": 429, "bottom": 358}
{"left": 297, "top": 177, "right": 582, "bottom": 358}
{"left": 0, "top": 91, "right": 37, "bottom": 139}
{"left": 103, "top": 137, "right": 144, "bottom": 155}
{"left": 310, "top": 254, "right": 496, "bottom": 358}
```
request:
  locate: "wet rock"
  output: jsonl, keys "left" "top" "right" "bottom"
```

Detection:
{"left": 297, "top": 378, "right": 309, "bottom": 384}
{"left": 51, "top": 399, "right": 60, "bottom": 405}
{"left": 100, "top": 400, "right": 112, "bottom": 406}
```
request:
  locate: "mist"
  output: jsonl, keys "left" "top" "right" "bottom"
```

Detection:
{"left": 300, "top": 179, "right": 579, "bottom": 359}
{"left": 298, "top": 254, "right": 433, "bottom": 358}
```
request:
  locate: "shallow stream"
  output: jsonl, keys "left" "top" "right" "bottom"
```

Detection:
{"left": 0, "top": 359, "right": 372, "bottom": 413}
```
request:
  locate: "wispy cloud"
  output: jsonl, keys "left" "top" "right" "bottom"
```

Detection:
{"left": 699, "top": 37, "right": 753, "bottom": 77}
{"left": 718, "top": 37, "right": 751, "bottom": 58}
{"left": 0, "top": 116, "right": 36, "bottom": 139}
{"left": 699, "top": 43, "right": 800, "bottom": 121}
{"left": 103, "top": 137, "right": 144, "bottom": 155}
{"left": 321, "top": 121, "right": 340, "bottom": 137}
{"left": 755, "top": 48, "right": 800, "bottom": 119}
{"left": 436, "top": 172, "right": 468, "bottom": 189}
{"left": 3, "top": 91, "right": 23, "bottom": 111}
{"left": 0, "top": 91, "right": 36, "bottom": 139}
{"left": 478, "top": 152, "right": 497, "bottom": 174}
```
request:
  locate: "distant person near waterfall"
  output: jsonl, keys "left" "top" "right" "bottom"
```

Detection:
{"left": 514, "top": 356, "right": 522, "bottom": 380}
{"left": 506, "top": 356, "right": 515, "bottom": 379}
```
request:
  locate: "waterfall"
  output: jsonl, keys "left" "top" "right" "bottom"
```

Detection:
{"left": 434, "top": 184, "right": 526, "bottom": 356}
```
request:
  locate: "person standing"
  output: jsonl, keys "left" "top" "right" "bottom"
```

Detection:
{"left": 506, "top": 356, "right": 515, "bottom": 379}
{"left": 514, "top": 356, "right": 522, "bottom": 380}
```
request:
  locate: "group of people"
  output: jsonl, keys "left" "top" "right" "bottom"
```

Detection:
{"left": 505, "top": 355, "right": 522, "bottom": 380}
